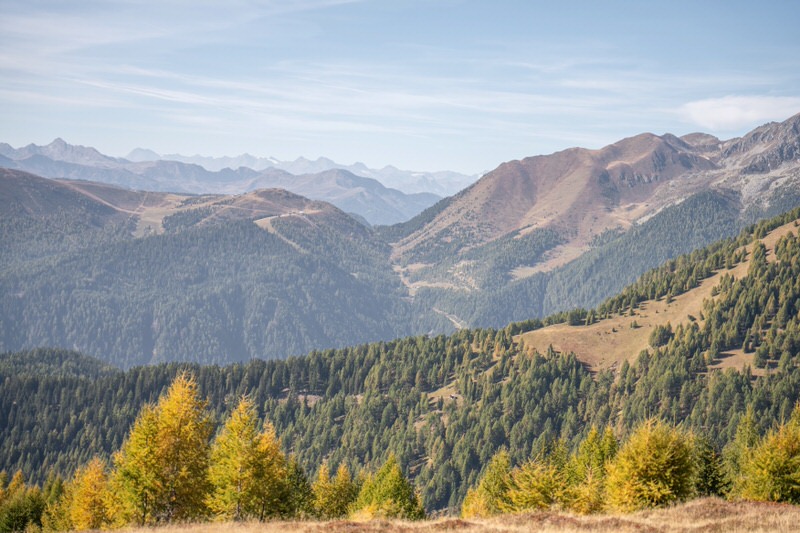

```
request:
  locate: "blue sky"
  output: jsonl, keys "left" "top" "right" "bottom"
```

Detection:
{"left": 1, "top": 1, "right": 799, "bottom": 174}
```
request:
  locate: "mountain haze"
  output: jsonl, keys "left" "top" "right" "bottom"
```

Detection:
{"left": 0, "top": 169, "right": 421, "bottom": 367}
{"left": 126, "top": 148, "right": 478, "bottom": 196}
{"left": 0, "top": 142, "right": 443, "bottom": 225}
{"left": 3, "top": 113, "right": 800, "bottom": 367}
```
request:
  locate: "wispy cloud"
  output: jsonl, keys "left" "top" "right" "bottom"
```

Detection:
{"left": 679, "top": 96, "right": 800, "bottom": 131}
{"left": 2, "top": 0, "right": 799, "bottom": 171}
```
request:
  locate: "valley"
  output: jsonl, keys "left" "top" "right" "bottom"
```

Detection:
{"left": 3, "top": 205, "right": 800, "bottom": 514}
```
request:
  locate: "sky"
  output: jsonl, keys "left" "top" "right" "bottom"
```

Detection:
{"left": 1, "top": 1, "right": 799, "bottom": 175}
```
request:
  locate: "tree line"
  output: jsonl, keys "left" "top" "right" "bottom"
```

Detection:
{"left": 0, "top": 373, "right": 424, "bottom": 532}
{"left": 5, "top": 378, "right": 800, "bottom": 532}
{"left": 462, "top": 405, "right": 800, "bottom": 517}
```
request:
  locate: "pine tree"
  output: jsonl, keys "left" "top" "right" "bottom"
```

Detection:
{"left": 283, "top": 456, "right": 313, "bottom": 519}
{"left": 694, "top": 437, "right": 728, "bottom": 497}
{"left": 69, "top": 457, "right": 110, "bottom": 530}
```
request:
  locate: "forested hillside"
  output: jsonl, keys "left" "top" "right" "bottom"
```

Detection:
{"left": 0, "top": 170, "right": 429, "bottom": 367}
{"left": 390, "top": 113, "right": 800, "bottom": 329}
{"left": 3, "top": 207, "right": 799, "bottom": 514}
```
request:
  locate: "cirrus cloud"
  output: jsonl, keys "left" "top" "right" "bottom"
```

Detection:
{"left": 680, "top": 95, "right": 800, "bottom": 131}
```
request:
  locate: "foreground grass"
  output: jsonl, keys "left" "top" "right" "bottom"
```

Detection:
{"left": 118, "top": 498, "right": 799, "bottom": 533}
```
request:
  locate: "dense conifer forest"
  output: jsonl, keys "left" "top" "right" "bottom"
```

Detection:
{"left": 2, "top": 207, "right": 800, "bottom": 531}
{"left": 5, "top": 167, "right": 800, "bottom": 368}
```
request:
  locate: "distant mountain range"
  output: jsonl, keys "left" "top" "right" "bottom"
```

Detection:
{"left": 2, "top": 112, "right": 800, "bottom": 366}
{"left": 0, "top": 140, "right": 457, "bottom": 225}
{"left": 125, "top": 148, "right": 478, "bottom": 197}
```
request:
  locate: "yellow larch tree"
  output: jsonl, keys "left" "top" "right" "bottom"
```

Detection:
{"left": 69, "top": 457, "right": 110, "bottom": 530}
{"left": 208, "top": 396, "right": 261, "bottom": 520}
{"left": 110, "top": 372, "right": 212, "bottom": 525}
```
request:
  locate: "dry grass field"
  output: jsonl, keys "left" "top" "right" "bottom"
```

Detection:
{"left": 119, "top": 498, "right": 799, "bottom": 533}
{"left": 518, "top": 219, "right": 800, "bottom": 374}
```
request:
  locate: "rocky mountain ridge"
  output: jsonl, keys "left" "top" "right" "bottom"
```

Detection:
{"left": 392, "top": 113, "right": 800, "bottom": 283}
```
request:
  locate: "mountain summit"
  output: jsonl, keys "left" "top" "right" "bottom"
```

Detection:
{"left": 392, "top": 113, "right": 800, "bottom": 271}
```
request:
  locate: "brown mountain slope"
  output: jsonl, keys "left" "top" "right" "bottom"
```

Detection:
{"left": 0, "top": 168, "right": 128, "bottom": 220}
{"left": 392, "top": 113, "right": 800, "bottom": 279}
{"left": 393, "top": 132, "right": 718, "bottom": 263}
{"left": 517, "top": 217, "right": 800, "bottom": 374}
{"left": 1, "top": 168, "right": 349, "bottom": 242}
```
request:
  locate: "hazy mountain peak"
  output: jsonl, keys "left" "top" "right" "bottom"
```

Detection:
{"left": 126, "top": 147, "right": 161, "bottom": 162}
{"left": 108, "top": 148, "right": 477, "bottom": 196}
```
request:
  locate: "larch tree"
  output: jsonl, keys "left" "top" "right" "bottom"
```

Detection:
{"left": 606, "top": 419, "right": 696, "bottom": 512}
{"left": 736, "top": 404, "right": 800, "bottom": 503}
{"left": 350, "top": 455, "right": 424, "bottom": 520}
{"left": 563, "top": 426, "right": 617, "bottom": 514}
{"left": 69, "top": 457, "right": 110, "bottom": 530}
{"left": 111, "top": 372, "right": 213, "bottom": 525}
{"left": 312, "top": 463, "right": 358, "bottom": 519}
{"left": 311, "top": 463, "right": 335, "bottom": 519}
{"left": 250, "top": 420, "right": 288, "bottom": 520}
{"left": 461, "top": 449, "right": 512, "bottom": 518}
{"left": 110, "top": 403, "right": 159, "bottom": 526}
{"left": 503, "top": 457, "right": 563, "bottom": 512}
{"left": 724, "top": 406, "right": 760, "bottom": 494}
{"left": 155, "top": 372, "right": 213, "bottom": 522}
{"left": 208, "top": 396, "right": 262, "bottom": 520}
